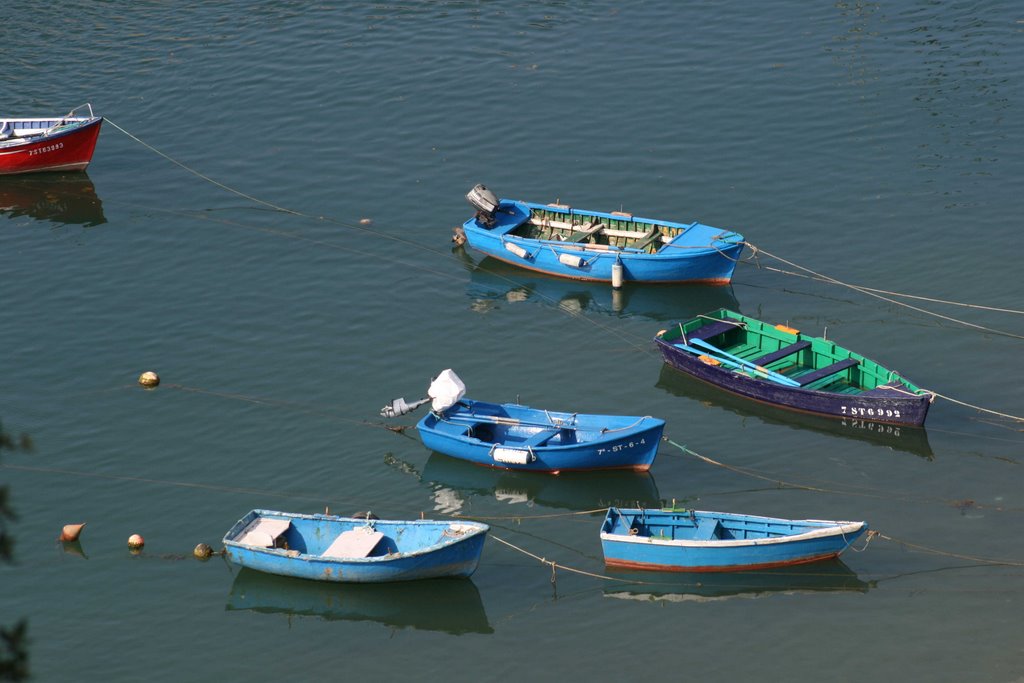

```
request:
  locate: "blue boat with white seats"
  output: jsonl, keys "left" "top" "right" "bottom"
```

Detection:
{"left": 223, "top": 509, "right": 489, "bottom": 583}
{"left": 600, "top": 506, "right": 868, "bottom": 572}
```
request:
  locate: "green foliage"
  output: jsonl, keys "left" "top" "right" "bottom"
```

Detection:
{"left": 0, "top": 421, "right": 29, "bottom": 681}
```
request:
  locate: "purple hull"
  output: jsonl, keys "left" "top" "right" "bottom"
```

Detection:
{"left": 655, "top": 338, "right": 931, "bottom": 427}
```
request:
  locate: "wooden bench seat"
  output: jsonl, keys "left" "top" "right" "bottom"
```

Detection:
{"left": 753, "top": 340, "right": 811, "bottom": 366}
{"left": 632, "top": 229, "right": 662, "bottom": 252}
{"left": 518, "top": 428, "right": 560, "bottom": 448}
{"left": 796, "top": 358, "right": 859, "bottom": 387}
{"left": 694, "top": 518, "right": 722, "bottom": 540}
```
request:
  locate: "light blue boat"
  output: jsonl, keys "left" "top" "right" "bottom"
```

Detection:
{"left": 223, "top": 510, "right": 489, "bottom": 583}
{"left": 600, "top": 507, "right": 867, "bottom": 572}
{"left": 456, "top": 184, "right": 745, "bottom": 284}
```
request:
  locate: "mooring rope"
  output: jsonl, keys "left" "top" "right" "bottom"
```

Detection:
{"left": 490, "top": 533, "right": 629, "bottom": 584}
{"left": 106, "top": 118, "right": 655, "bottom": 357}
{"left": 875, "top": 531, "right": 1024, "bottom": 567}
{"left": 665, "top": 439, "right": 1024, "bottom": 514}
{"left": 746, "top": 244, "right": 1024, "bottom": 340}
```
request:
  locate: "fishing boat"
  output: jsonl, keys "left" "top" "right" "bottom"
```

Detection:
{"left": 381, "top": 369, "right": 665, "bottom": 473}
{"left": 654, "top": 309, "right": 934, "bottom": 426}
{"left": 222, "top": 509, "right": 489, "bottom": 583}
{"left": 454, "top": 184, "right": 745, "bottom": 284}
{"left": 600, "top": 507, "right": 868, "bottom": 572}
{"left": 0, "top": 104, "right": 103, "bottom": 175}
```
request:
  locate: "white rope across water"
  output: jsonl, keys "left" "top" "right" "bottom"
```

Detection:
{"left": 745, "top": 243, "right": 1024, "bottom": 340}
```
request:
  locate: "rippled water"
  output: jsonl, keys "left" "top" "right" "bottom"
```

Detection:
{"left": 3, "top": 3, "right": 1023, "bottom": 681}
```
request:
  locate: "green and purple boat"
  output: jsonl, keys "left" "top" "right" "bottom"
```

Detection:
{"left": 654, "top": 309, "right": 934, "bottom": 426}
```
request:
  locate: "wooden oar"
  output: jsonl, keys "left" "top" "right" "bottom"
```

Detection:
{"left": 675, "top": 339, "right": 800, "bottom": 387}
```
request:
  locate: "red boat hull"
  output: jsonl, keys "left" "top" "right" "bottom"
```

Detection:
{"left": 0, "top": 118, "right": 103, "bottom": 175}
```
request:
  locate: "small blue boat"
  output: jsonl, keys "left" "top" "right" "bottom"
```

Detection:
{"left": 600, "top": 507, "right": 868, "bottom": 573}
{"left": 383, "top": 369, "right": 665, "bottom": 474}
{"left": 223, "top": 510, "right": 489, "bottom": 583}
{"left": 455, "top": 184, "right": 745, "bottom": 284}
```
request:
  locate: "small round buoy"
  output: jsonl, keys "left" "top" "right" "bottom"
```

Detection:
{"left": 193, "top": 543, "right": 213, "bottom": 560}
{"left": 138, "top": 371, "right": 160, "bottom": 388}
{"left": 359, "top": 218, "right": 372, "bottom": 225}
{"left": 451, "top": 226, "right": 467, "bottom": 246}
{"left": 127, "top": 534, "right": 145, "bottom": 551}
{"left": 58, "top": 523, "right": 86, "bottom": 542}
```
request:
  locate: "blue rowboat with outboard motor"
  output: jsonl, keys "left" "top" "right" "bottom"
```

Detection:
{"left": 600, "top": 507, "right": 868, "bottom": 572}
{"left": 223, "top": 510, "right": 489, "bottom": 583}
{"left": 654, "top": 309, "right": 934, "bottom": 426}
{"left": 453, "top": 184, "right": 745, "bottom": 284}
{"left": 382, "top": 369, "right": 665, "bottom": 473}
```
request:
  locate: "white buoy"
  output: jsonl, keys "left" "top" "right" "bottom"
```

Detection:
{"left": 504, "top": 242, "right": 528, "bottom": 259}
{"left": 128, "top": 534, "right": 145, "bottom": 551}
{"left": 138, "top": 371, "right": 160, "bottom": 388}
{"left": 557, "top": 253, "right": 583, "bottom": 268}
{"left": 611, "top": 260, "right": 624, "bottom": 289}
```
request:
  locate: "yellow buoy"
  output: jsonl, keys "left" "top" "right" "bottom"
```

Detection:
{"left": 138, "top": 371, "right": 160, "bottom": 388}
{"left": 193, "top": 543, "right": 213, "bottom": 560}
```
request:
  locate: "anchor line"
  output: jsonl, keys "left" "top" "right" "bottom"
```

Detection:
{"left": 745, "top": 243, "right": 1024, "bottom": 340}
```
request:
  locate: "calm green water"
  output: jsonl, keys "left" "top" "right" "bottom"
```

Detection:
{"left": 3, "top": 3, "right": 1024, "bottom": 681}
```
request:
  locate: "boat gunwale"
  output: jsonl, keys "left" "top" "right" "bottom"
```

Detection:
{"left": 599, "top": 521, "right": 867, "bottom": 549}
{"left": 0, "top": 116, "right": 103, "bottom": 151}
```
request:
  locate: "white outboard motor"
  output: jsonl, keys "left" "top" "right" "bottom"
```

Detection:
{"left": 466, "top": 184, "right": 500, "bottom": 227}
{"left": 427, "top": 368, "right": 466, "bottom": 413}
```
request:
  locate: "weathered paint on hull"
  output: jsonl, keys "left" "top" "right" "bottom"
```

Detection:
{"left": 655, "top": 339, "right": 931, "bottom": 426}
{"left": 0, "top": 118, "right": 103, "bottom": 175}
{"left": 602, "top": 550, "right": 845, "bottom": 573}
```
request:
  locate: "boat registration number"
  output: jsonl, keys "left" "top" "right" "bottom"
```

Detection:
{"left": 597, "top": 438, "right": 646, "bottom": 455}
{"left": 841, "top": 406, "right": 900, "bottom": 418}
{"left": 28, "top": 142, "right": 64, "bottom": 156}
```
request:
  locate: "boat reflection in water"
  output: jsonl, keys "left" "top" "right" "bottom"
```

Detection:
{"left": 384, "top": 452, "right": 662, "bottom": 515}
{"left": 226, "top": 568, "right": 492, "bottom": 634}
{"left": 655, "top": 365, "right": 935, "bottom": 459}
{"left": 461, "top": 254, "right": 739, "bottom": 321}
{"left": 0, "top": 172, "right": 105, "bottom": 226}
{"left": 604, "top": 559, "right": 873, "bottom": 603}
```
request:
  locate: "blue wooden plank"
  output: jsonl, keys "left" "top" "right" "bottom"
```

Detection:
{"left": 796, "top": 358, "right": 859, "bottom": 387}
{"left": 753, "top": 340, "right": 811, "bottom": 366}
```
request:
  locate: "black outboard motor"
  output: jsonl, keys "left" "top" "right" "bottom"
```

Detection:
{"left": 466, "top": 183, "right": 500, "bottom": 227}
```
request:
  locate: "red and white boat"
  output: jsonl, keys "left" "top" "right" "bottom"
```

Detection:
{"left": 0, "top": 104, "right": 103, "bottom": 175}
